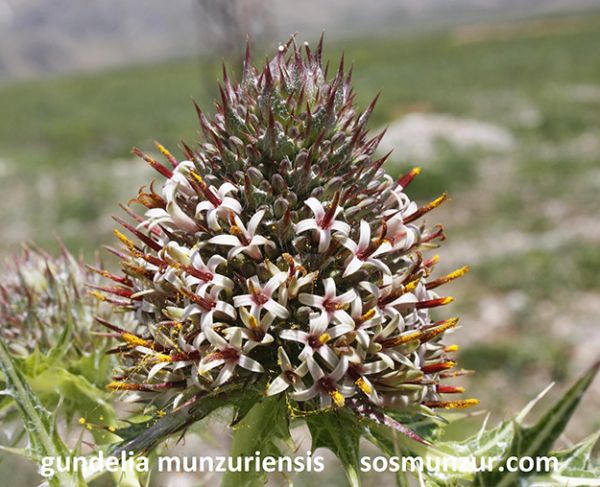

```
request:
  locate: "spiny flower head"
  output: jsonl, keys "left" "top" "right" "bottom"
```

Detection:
{"left": 0, "top": 243, "right": 114, "bottom": 357}
{"left": 100, "top": 38, "right": 476, "bottom": 423}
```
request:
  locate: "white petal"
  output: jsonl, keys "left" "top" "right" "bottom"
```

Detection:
{"left": 298, "top": 293, "right": 325, "bottom": 307}
{"left": 328, "top": 324, "right": 353, "bottom": 339}
{"left": 317, "top": 345, "right": 338, "bottom": 367}
{"left": 264, "top": 299, "right": 290, "bottom": 319}
{"left": 148, "top": 361, "right": 170, "bottom": 380}
{"left": 295, "top": 219, "right": 318, "bottom": 234}
{"left": 214, "top": 363, "right": 236, "bottom": 386}
{"left": 238, "top": 355, "right": 264, "bottom": 373}
{"left": 279, "top": 330, "right": 308, "bottom": 343}
{"left": 306, "top": 355, "right": 325, "bottom": 380}
{"left": 330, "top": 355, "right": 348, "bottom": 381}
{"left": 248, "top": 209, "right": 265, "bottom": 235}
{"left": 310, "top": 311, "right": 330, "bottom": 335}
{"left": 343, "top": 256, "right": 364, "bottom": 277}
{"left": 290, "top": 385, "right": 318, "bottom": 402}
{"left": 317, "top": 229, "right": 331, "bottom": 252}
{"left": 209, "top": 235, "right": 240, "bottom": 247}
{"left": 323, "top": 278, "right": 336, "bottom": 299}
{"left": 205, "top": 326, "right": 229, "bottom": 349}
{"left": 304, "top": 197, "right": 325, "bottom": 219}
{"left": 266, "top": 375, "right": 290, "bottom": 396}
{"left": 233, "top": 294, "right": 254, "bottom": 307}
{"left": 333, "top": 309, "right": 354, "bottom": 327}
{"left": 358, "top": 220, "right": 371, "bottom": 250}
{"left": 264, "top": 272, "right": 288, "bottom": 296}
{"left": 330, "top": 220, "right": 350, "bottom": 235}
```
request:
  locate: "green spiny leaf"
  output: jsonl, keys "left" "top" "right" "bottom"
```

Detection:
{"left": 0, "top": 337, "right": 84, "bottom": 487}
{"left": 221, "top": 395, "right": 292, "bottom": 487}
{"left": 306, "top": 408, "right": 364, "bottom": 487}
{"left": 474, "top": 362, "right": 599, "bottom": 487}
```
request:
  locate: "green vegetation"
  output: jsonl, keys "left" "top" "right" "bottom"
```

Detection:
{"left": 1, "top": 11, "right": 599, "bottom": 441}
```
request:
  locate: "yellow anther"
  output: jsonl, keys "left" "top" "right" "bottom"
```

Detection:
{"left": 444, "top": 344, "right": 459, "bottom": 352}
{"left": 248, "top": 315, "right": 260, "bottom": 330}
{"left": 122, "top": 332, "right": 152, "bottom": 348}
{"left": 319, "top": 333, "right": 331, "bottom": 344}
{"left": 107, "top": 381, "right": 138, "bottom": 391}
{"left": 154, "top": 141, "right": 174, "bottom": 161}
{"left": 427, "top": 193, "right": 448, "bottom": 211}
{"left": 113, "top": 229, "right": 136, "bottom": 250}
{"left": 355, "top": 377, "right": 372, "bottom": 395}
{"left": 404, "top": 278, "right": 420, "bottom": 293}
{"left": 446, "top": 266, "right": 469, "bottom": 280}
{"left": 190, "top": 170, "right": 209, "bottom": 189}
{"left": 393, "top": 331, "right": 423, "bottom": 345}
{"left": 360, "top": 309, "right": 376, "bottom": 321}
{"left": 153, "top": 353, "right": 173, "bottom": 362}
{"left": 421, "top": 318, "right": 459, "bottom": 342}
{"left": 428, "top": 399, "right": 480, "bottom": 410}
{"left": 411, "top": 167, "right": 422, "bottom": 176}
{"left": 78, "top": 417, "right": 86, "bottom": 425}
{"left": 329, "top": 390, "right": 345, "bottom": 407}
{"left": 88, "top": 291, "right": 107, "bottom": 302}
{"left": 230, "top": 225, "right": 243, "bottom": 237}
{"left": 108, "top": 426, "right": 117, "bottom": 433}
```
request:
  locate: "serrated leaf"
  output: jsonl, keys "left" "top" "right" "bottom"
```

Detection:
{"left": 474, "top": 362, "right": 599, "bottom": 487}
{"left": 524, "top": 431, "right": 600, "bottom": 486}
{"left": 306, "top": 408, "right": 364, "bottom": 487}
{"left": 221, "top": 395, "right": 292, "bottom": 487}
{"left": 0, "top": 338, "right": 84, "bottom": 487}
{"left": 113, "top": 385, "right": 258, "bottom": 455}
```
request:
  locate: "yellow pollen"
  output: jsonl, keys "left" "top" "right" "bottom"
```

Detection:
{"left": 330, "top": 390, "right": 345, "bottom": 407}
{"left": 248, "top": 315, "right": 260, "bottom": 330}
{"left": 107, "top": 381, "right": 137, "bottom": 391}
{"left": 108, "top": 426, "right": 116, "bottom": 433}
{"left": 360, "top": 309, "right": 376, "bottom": 321}
{"left": 426, "top": 193, "right": 448, "bottom": 211}
{"left": 355, "top": 377, "right": 372, "bottom": 394}
{"left": 230, "top": 225, "right": 243, "bottom": 237}
{"left": 421, "top": 318, "right": 459, "bottom": 341}
{"left": 319, "top": 333, "right": 331, "bottom": 344}
{"left": 86, "top": 424, "right": 93, "bottom": 430}
{"left": 113, "top": 229, "right": 136, "bottom": 250}
{"left": 189, "top": 171, "right": 207, "bottom": 188}
{"left": 78, "top": 417, "right": 86, "bottom": 425}
{"left": 395, "top": 331, "right": 423, "bottom": 345}
{"left": 429, "top": 255, "right": 440, "bottom": 265}
{"left": 434, "top": 399, "right": 479, "bottom": 410}
{"left": 411, "top": 167, "right": 422, "bottom": 176}
{"left": 154, "top": 353, "right": 173, "bottom": 362}
{"left": 445, "top": 344, "right": 459, "bottom": 352}
{"left": 404, "top": 279, "right": 420, "bottom": 293}
{"left": 155, "top": 141, "right": 174, "bottom": 160}
{"left": 440, "top": 296, "right": 454, "bottom": 305}
{"left": 88, "top": 291, "right": 107, "bottom": 302}
{"left": 122, "top": 332, "right": 152, "bottom": 348}
{"left": 446, "top": 266, "right": 469, "bottom": 280}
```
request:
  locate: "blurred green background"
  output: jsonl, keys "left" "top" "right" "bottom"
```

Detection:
{"left": 0, "top": 1, "right": 599, "bottom": 485}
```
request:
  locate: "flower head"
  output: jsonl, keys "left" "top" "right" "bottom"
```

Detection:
{"left": 99, "top": 39, "right": 475, "bottom": 426}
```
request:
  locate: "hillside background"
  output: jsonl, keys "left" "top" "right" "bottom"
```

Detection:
{"left": 0, "top": 1, "right": 599, "bottom": 486}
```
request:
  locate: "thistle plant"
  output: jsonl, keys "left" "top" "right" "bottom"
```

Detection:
{"left": 0, "top": 37, "right": 598, "bottom": 487}
{"left": 0, "top": 243, "right": 112, "bottom": 358}
{"left": 98, "top": 37, "right": 478, "bottom": 459}
{"left": 0, "top": 244, "right": 120, "bottom": 438}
